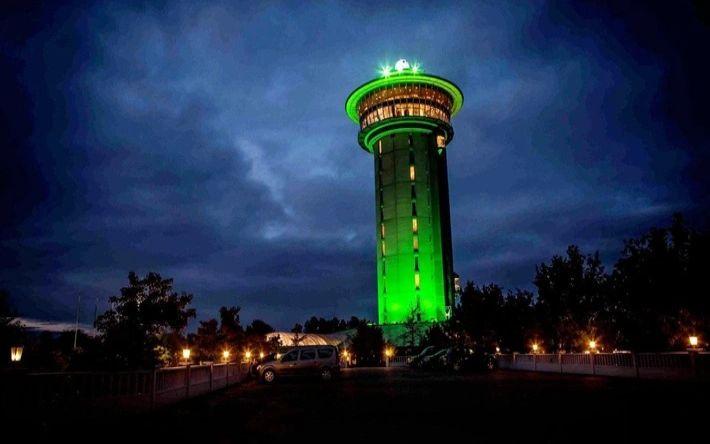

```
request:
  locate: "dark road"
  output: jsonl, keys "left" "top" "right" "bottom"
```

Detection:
{"left": 34, "top": 368, "right": 709, "bottom": 443}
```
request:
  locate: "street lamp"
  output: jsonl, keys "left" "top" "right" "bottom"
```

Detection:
{"left": 531, "top": 343, "right": 539, "bottom": 354}
{"left": 341, "top": 349, "right": 350, "bottom": 368}
{"left": 689, "top": 336, "right": 699, "bottom": 348}
{"left": 244, "top": 350, "right": 252, "bottom": 362}
{"left": 259, "top": 351, "right": 265, "bottom": 360}
{"left": 588, "top": 340, "right": 597, "bottom": 353}
{"left": 384, "top": 347, "right": 394, "bottom": 367}
{"left": 222, "top": 349, "right": 231, "bottom": 362}
{"left": 10, "top": 345, "right": 23, "bottom": 363}
{"left": 182, "top": 348, "right": 191, "bottom": 365}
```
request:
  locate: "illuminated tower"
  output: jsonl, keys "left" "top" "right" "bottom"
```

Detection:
{"left": 346, "top": 59, "right": 463, "bottom": 324}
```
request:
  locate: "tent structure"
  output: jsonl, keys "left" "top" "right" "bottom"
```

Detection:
{"left": 266, "top": 330, "right": 354, "bottom": 348}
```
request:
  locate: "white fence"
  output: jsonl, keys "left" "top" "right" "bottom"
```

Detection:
{"left": 387, "top": 356, "right": 413, "bottom": 367}
{"left": 1, "top": 362, "right": 250, "bottom": 412}
{"left": 497, "top": 352, "right": 710, "bottom": 379}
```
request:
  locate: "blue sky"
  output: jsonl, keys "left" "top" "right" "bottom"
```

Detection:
{"left": 1, "top": 0, "right": 708, "bottom": 330}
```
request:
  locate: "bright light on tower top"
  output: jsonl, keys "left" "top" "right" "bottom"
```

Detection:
{"left": 395, "top": 59, "right": 410, "bottom": 71}
{"left": 380, "top": 58, "right": 421, "bottom": 77}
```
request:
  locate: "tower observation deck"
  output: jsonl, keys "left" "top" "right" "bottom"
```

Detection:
{"left": 345, "top": 59, "right": 463, "bottom": 324}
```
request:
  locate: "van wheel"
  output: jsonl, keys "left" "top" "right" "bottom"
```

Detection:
{"left": 262, "top": 369, "right": 276, "bottom": 383}
{"left": 320, "top": 367, "right": 333, "bottom": 381}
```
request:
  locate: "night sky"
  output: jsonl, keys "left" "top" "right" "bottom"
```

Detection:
{"left": 2, "top": 1, "right": 708, "bottom": 330}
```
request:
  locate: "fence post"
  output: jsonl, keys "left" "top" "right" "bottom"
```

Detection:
{"left": 590, "top": 352, "right": 595, "bottom": 375}
{"left": 689, "top": 351, "right": 697, "bottom": 378}
{"left": 533, "top": 354, "right": 537, "bottom": 371}
{"left": 185, "top": 365, "right": 191, "bottom": 399}
{"left": 226, "top": 363, "right": 230, "bottom": 387}
{"left": 209, "top": 364, "right": 214, "bottom": 392}
{"left": 512, "top": 353, "right": 517, "bottom": 369}
{"left": 151, "top": 369, "right": 157, "bottom": 410}
{"left": 632, "top": 352, "right": 640, "bottom": 378}
{"left": 558, "top": 353, "right": 563, "bottom": 374}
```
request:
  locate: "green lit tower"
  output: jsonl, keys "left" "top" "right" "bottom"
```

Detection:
{"left": 346, "top": 59, "right": 463, "bottom": 324}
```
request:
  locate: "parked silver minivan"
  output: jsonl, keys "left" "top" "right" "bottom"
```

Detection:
{"left": 256, "top": 345, "right": 340, "bottom": 383}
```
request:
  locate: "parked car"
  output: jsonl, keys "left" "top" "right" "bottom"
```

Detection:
{"left": 249, "top": 352, "right": 278, "bottom": 378}
{"left": 416, "top": 346, "right": 496, "bottom": 372}
{"left": 447, "top": 347, "right": 496, "bottom": 372}
{"left": 256, "top": 345, "right": 340, "bottom": 383}
{"left": 410, "top": 346, "right": 440, "bottom": 368}
{"left": 420, "top": 348, "right": 450, "bottom": 370}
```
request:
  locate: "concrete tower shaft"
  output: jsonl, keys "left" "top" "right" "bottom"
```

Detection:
{"left": 346, "top": 61, "right": 463, "bottom": 324}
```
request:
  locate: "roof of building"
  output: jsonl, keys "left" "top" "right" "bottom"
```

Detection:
{"left": 266, "top": 330, "right": 355, "bottom": 348}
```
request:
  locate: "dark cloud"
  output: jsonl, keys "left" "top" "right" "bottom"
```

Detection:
{"left": 1, "top": 0, "right": 708, "bottom": 329}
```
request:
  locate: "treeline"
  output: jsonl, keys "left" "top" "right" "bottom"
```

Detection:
{"left": 431, "top": 214, "right": 709, "bottom": 353}
{"left": 2, "top": 213, "right": 707, "bottom": 370}
{"left": 1, "top": 273, "right": 286, "bottom": 371}
{"left": 1, "top": 272, "right": 375, "bottom": 371}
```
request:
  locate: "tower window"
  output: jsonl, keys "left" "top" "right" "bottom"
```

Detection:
{"left": 412, "top": 218, "right": 418, "bottom": 233}
{"left": 381, "top": 223, "right": 385, "bottom": 238}
{"left": 381, "top": 240, "right": 386, "bottom": 255}
{"left": 378, "top": 140, "right": 383, "bottom": 154}
{"left": 413, "top": 235, "right": 419, "bottom": 251}
{"left": 436, "top": 134, "right": 446, "bottom": 148}
{"left": 414, "top": 272, "right": 420, "bottom": 289}
{"left": 409, "top": 165, "right": 416, "bottom": 181}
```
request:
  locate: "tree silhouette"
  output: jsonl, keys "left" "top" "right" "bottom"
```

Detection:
{"left": 612, "top": 214, "right": 709, "bottom": 349}
{"left": 193, "top": 318, "right": 220, "bottom": 362}
{"left": 290, "top": 323, "right": 306, "bottom": 346}
{"left": 304, "top": 316, "right": 348, "bottom": 334}
{"left": 95, "top": 272, "right": 196, "bottom": 369}
{"left": 350, "top": 323, "right": 384, "bottom": 366}
{"left": 534, "top": 245, "right": 609, "bottom": 351}
{"left": 398, "top": 308, "right": 424, "bottom": 349}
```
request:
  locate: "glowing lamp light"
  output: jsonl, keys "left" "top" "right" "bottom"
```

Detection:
{"left": 222, "top": 350, "right": 230, "bottom": 361}
{"left": 259, "top": 351, "right": 265, "bottom": 359}
{"left": 182, "top": 348, "right": 191, "bottom": 360}
{"left": 531, "top": 343, "right": 539, "bottom": 353}
{"left": 10, "top": 345, "right": 23, "bottom": 363}
{"left": 588, "top": 340, "right": 597, "bottom": 351}
{"left": 384, "top": 347, "right": 394, "bottom": 358}
{"left": 380, "top": 65, "right": 392, "bottom": 77}
{"left": 411, "top": 63, "right": 420, "bottom": 73}
{"left": 394, "top": 59, "right": 410, "bottom": 72}
{"left": 495, "top": 346, "right": 501, "bottom": 354}
{"left": 689, "top": 336, "right": 699, "bottom": 347}
{"left": 244, "top": 350, "right": 252, "bottom": 360}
